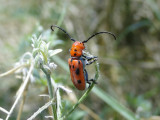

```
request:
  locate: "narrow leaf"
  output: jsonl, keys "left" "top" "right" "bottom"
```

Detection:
{"left": 92, "top": 86, "right": 139, "bottom": 120}
{"left": 49, "top": 49, "right": 62, "bottom": 57}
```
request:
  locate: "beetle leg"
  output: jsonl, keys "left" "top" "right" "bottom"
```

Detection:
{"left": 84, "top": 69, "right": 97, "bottom": 88}
{"left": 82, "top": 55, "right": 97, "bottom": 61}
{"left": 84, "top": 69, "right": 89, "bottom": 82}
{"left": 85, "top": 57, "right": 98, "bottom": 65}
{"left": 88, "top": 79, "right": 97, "bottom": 84}
{"left": 84, "top": 69, "right": 91, "bottom": 87}
{"left": 82, "top": 55, "right": 98, "bottom": 65}
{"left": 87, "top": 79, "right": 98, "bottom": 88}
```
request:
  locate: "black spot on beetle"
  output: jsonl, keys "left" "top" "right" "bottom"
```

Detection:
{"left": 77, "top": 80, "right": 81, "bottom": 84}
{"left": 74, "top": 49, "right": 77, "bottom": 52}
{"left": 75, "top": 68, "right": 80, "bottom": 75}
{"left": 73, "top": 65, "right": 74, "bottom": 69}
{"left": 69, "top": 65, "right": 71, "bottom": 68}
{"left": 78, "top": 60, "right": 80, "bottom": 64}
{"left": 74, "top": 53, "right": 77, "bottom": 56}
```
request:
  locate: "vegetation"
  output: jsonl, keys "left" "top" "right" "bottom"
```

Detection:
{"left": 0, "top": 0, "right": 160, "bottom": 119}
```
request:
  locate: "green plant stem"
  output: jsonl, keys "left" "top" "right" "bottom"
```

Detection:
{"left": 64, "top": 83, "right": 95, "bottom": 119}
{"left": 62, "top": 62, "right": 99, "bottom": 119}
{"left": 41, "top": 66, "right": 57, "bottom": 120}
{"left": 50, "top": 78, "right": 62, "bottom": 120}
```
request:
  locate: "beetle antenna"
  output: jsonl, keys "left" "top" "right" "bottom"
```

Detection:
{"left": 51, "top": 25, "right": 75, "bottom": 42}
{"left": 82, "top": 31, "right": 116, "bottom": 43}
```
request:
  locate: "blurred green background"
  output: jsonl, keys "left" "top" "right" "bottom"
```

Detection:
{"left": 0, "top": 0, "right": 160, "bottom": 119}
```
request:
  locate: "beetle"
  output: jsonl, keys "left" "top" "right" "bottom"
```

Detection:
{"left": 51, "top": 25, "right": 116, "bottom": 90}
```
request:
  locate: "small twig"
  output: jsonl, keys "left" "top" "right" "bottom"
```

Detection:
{"left": 62, "top": 62, "right": 99, "bottom": 119}
{"left": 45, "top": 116, "right": 53, "bottom": 119}
{"left": 16, "top": 78, "right": 30, "bottom": 120}
{"left": 39, "top": 94, "right": 50, "bottom": 98}
{"left": 6, "top": 62, "right": 34, "bottom": 120}
{"left": 0, "top": 107, "right": 9, "bottom": 114}
{"left": 0, "top": 64, "right": 27, "bottom": 78}
{"left": 27, "top": 98, "right": 54, "bottom": 120}
{"left": 16, "top": 95, "right": 26, "bottom": 120}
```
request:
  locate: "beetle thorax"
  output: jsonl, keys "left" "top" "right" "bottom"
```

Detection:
{"left": 70, "top": 41, "right": 85, "bottom": 57}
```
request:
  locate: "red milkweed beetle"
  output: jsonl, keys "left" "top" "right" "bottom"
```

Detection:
{"left": 51, "top": 25, "right": 116, "bottom": 90}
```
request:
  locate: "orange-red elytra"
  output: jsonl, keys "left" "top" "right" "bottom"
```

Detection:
{"left": 68, "top": 58, "right": 86, "bottom": 90}
{"left": 51, "top": 25, "right": 116, "bottom": 90}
